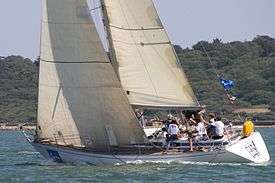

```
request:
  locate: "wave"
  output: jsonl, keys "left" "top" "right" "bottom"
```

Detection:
{"left": 0, "top": 162, "right": 41, "bottom": 167}
{"left": 17, "top": 151, "right": 40, "bottom": 155}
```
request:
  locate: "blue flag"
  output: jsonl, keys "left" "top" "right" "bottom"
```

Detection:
{"left": 220, "top": 78, "right": 234, "bottom": 91}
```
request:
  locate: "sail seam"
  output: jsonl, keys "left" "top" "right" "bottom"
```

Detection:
{"left": 40, "top": 59, "right": 109, "bottom": 64}
{"left": 42, "top": 21, "right": 91, "bottom": 25}
{"left": 112, "top": 39, "right": 171, "bottom": 46}
{"left": 141, "top": 42, "right": 171, "bottom": 46}
{"left": 40, "top": 83, "right": 121, "bottom": 89}
{"left": 109, "top": 24, "right": 164, "bottom": 31}
{"left": 132, "top": 104, "right": 201, "bottom": 109}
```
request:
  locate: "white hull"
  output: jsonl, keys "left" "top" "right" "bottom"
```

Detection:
{"left": 29, "top": 132, "right": 270, "bottom": 165}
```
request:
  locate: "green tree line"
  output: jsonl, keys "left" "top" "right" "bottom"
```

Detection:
{"left": 0, "top": 35, "right": 274, "bottom": 122}
{"left": 176, "top": 35, "right": 275, "bottom": 120}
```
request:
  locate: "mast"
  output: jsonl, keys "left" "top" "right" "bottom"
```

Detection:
{"left": 36, "top": 1, "right": 43, "bottom": 132}
{"left": 99, "top": 0, "right": 119, "bottom": 77}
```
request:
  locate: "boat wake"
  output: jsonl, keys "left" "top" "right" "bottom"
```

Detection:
{"left": 41, "top": 160, "right": 65, "bottom": 166}
{"left": 124, "top": 160, "right": 271, "bottom": 167}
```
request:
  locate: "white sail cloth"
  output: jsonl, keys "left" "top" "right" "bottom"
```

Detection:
{"left": 103, "top": 0, "right": 200, "bottom": 108}
{"left": 38, "top": 0, "right": 145, "bottom": 149}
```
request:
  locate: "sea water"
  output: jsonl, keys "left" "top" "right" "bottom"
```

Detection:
{"left": 0, "top": 128, "right": 274, "bottom": 183}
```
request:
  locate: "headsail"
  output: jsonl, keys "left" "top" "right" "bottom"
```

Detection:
{"left": 37, "top": 0, "right": 145, "bottom": 149}
{"left": 102, "top": 0, "right": 200, "bottom": 109}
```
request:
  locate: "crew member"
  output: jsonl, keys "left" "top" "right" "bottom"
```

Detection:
{"left": 243, "top": 118, "right": 254, "bottom": 137}
{"left": 195, "top": 119, "right": 207, "bottom": 140}
{"left": 165, "top": 120, "right": 179, "bottom": 152}
{"left": 212, "top": 116, "right": 225, "bottom": 140}
{"left": 207, "top": 113, "right": 216, "bottom": 138}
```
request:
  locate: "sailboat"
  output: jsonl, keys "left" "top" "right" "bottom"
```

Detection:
{"left": 24, "top": 0, "right": 270, "bottom": 165}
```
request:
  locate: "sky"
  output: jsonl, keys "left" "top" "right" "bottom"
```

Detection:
{"left": 0, "top": 0, "right": 274, "bottom": 59}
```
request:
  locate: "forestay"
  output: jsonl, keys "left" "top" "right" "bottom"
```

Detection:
{"left": 37, "top": 0, "right": 146, "bottom": 149}
{"left": 102, "top": 0, "right": 200, "bottom": 109}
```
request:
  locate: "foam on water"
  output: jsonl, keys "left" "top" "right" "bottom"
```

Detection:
{"left": 126, "top": 160, "right": 241, "bottom": 166}
{"left": 125, "top": 159, "right": 271, "bottom": 167}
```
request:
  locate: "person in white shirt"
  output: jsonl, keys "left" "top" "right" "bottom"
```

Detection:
{"left": 168, "top": 122, "right": 179, "bottom": 136}
{"left": 165, "top": 120, "right": 179, "bottom": 152}
{"left": 196, "top": 121, "right": 207, "bottom": 140}
{"left": 212, "top": 117, "right": 225, "bottom": 140}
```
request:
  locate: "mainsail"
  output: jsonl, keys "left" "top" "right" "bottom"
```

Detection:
{"left": 37, "top": 0, "right": 145, "bottom": 149}
{"left": 102, "top": 0, "right": 200, "bottom": 109}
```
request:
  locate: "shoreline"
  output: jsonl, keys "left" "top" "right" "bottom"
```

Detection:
{"left": 0, "top": 122, "right": 275, "bottom": 131}
{"left": 0, "top": 124, "right": 36, "bottom": 131}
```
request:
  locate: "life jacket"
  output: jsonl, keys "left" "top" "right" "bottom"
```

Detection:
{"left": 243, "top": 120, "right": 254, "bottom": 137}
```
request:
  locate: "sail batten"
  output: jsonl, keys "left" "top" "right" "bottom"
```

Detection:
{"left": 38, "top": 0, "right": 146, "bottom": 149}
{"left": 103, "top": 0, "right": 200, "bottom": 108}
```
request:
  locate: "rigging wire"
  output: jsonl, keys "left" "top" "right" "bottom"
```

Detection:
{"left": 89, "top": 5, "right": 102, "bottom": 12}
{"left": 199, "top": 41, "right": 243, "bottom": 121}
{"left": 199, "top": 42, "right": 220, "bottom": 78}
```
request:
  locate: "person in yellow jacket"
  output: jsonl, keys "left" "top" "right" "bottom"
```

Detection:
{"left": 243, "top": 118, "right": 254, "bottom": 137}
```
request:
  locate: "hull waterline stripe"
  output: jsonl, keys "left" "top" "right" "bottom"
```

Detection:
{"left": 33, "top": 142, "right": 228, "bottom": 160}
